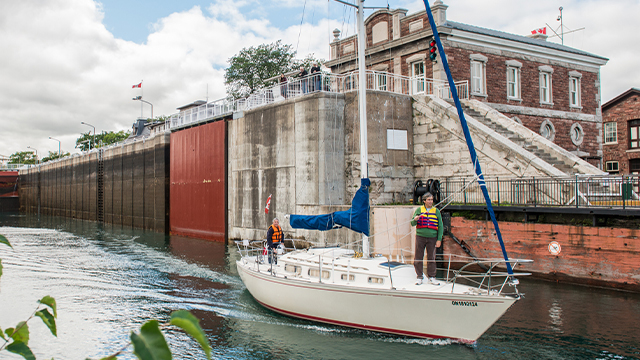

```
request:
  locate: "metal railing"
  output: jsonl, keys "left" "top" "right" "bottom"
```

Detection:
{"left": 166, "top": 70, "right": 469, "bottom": 130}
{"left": 442, "top": 174, "right": 640, "bottom": 209}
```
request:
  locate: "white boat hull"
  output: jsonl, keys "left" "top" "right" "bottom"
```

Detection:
{"left": 236, "top": 256, "right": 518, "bottom": 343}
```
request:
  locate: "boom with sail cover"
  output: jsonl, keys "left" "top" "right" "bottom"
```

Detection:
{"left": 289, "top": 178, "right": 370, "bottom": 236}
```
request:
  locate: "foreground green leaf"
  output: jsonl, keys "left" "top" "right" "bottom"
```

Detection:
{"left": 7, "top": 321, "right": 30, "bottom": 344}
{"left": 0, "top": 234, "right": 11, "bottom": 248}
{"left": 6, "top": 341, "right": 35, "bottom": 360}
{"left": 39, "top": 295, "right": 57, "bottom": 318}
{"left": 170, "top": 310, "right": 211, "bottom": 360}
{"left": 130, "top": 320, "right": 171, "bottom": 360}
{"left": 0, "top": 326, "right": 5, "bottom": 340}
{"left": 35, "top": 309, "right": 57, "bottom": 336}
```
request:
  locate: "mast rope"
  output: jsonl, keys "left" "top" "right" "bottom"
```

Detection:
{"left": 421, "top": 0, "right": 514, "bottom": 275}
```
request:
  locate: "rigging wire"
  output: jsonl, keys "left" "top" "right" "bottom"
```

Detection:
{"left": 295, "top": 0, "right": 309, "bottom": 55}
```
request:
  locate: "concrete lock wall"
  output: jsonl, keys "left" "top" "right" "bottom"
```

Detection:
{"left": 19, "top": 132, "right": 170, "bottom": 232}
{"left": 228, "top": 91, "right": 415, "bottom": 247}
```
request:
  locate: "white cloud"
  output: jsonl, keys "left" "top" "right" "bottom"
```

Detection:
{"left": 0, "top": 0, "right": 637, "bottom": 159}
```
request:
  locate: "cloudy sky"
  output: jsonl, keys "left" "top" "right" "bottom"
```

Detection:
{"left": 1, "top": 0, "right": 639, "bottom": 159}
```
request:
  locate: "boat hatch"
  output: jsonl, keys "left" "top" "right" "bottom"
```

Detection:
{"left": 378, "top": 261, "right": 407, "bottom": 269}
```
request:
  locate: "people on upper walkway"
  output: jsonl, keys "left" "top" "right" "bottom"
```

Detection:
{"left": 310, "top": 62, "right": 321, "bottom": 92}
{"left": 298, "top": 67, "right": 309, "bottom": 94}
{"left": 280, "top": 73, "right": 288, "bottom": 99}
{"left": 410, "top": 192, "right": 443, "bottom": 285}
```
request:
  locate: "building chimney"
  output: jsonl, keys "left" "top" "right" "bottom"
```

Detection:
{"left": 431, "top": 0, "right": 448, "bottom": 26}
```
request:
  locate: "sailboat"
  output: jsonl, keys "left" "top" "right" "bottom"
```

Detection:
{"left": 236, "top": 0, "right": 531, "bottom": 343}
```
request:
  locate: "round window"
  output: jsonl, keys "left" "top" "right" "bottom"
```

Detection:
{"left": 570, "top": 123, "right": 584, "bottom": 146}
{"left": 539, "top": 119, "right": 555, "bottom": 141}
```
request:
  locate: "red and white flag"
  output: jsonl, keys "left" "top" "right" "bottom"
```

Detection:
{"left": 132, "top": 82, "right": 142, "bottom": 88}
{"left": 264, "top": 194, "right": 272, "bottom": 214}
{"left": 531, "top": 27, "right": 546, "bottom": 35}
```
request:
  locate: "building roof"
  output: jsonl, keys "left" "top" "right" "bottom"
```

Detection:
{"left": 445, "top": 21, "right": 608, "bottom": 61}
{"left": 177, "top": 100, "right": 206, "bottom": 111}
{"left": 602, "top": 88, "right": 640, "bottom": 110}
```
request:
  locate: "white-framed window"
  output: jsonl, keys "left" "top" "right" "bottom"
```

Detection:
{"left": 539, "top": 65, "right": 554, "bottom": 105}
{"left": 387, "top": 129, "right": 408, "bottom": 150}
{"left": 604, "top": 122, "right": 618, "bottom": 144}
{"left": 505, "top": 60, "right": 522, "bottom": 100}
{"left": 570, "top": 123, "right": 584, "bottom": 146}
{"left": 411, "top": 61, "right": 425, "bottom": 94}
{"left": 629, "top": 119, "right": 640, "bottom": 149}
{"left": 605, "top": 161, "right": 619, "bottom": 173}
{"left": 569, "top": 71, "right": 582, "bottom": 108}
{"left": 540, "top": 119, "right": 556, "bottom": 141}
{"left": 470, "top": 54, "right": 487, "bottom": 96}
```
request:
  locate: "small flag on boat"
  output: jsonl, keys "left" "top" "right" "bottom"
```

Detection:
{"left": 132, "top": 82, "right": 142, "bottom": 88}
{"left": 265, "top": 194, "right": 272, "bottom": 214}
{"left": 530, "top": 27, "right": 546, "bottom": 35}
{"left": 263, "top": 245, "right": 268, "bottom": 255}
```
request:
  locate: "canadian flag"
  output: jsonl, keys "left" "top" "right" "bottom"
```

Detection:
{"left": 531, "top": 27, "right": 546, "bottom": 35}
{"left": 132, "top": 82, "right": 142, "bottom": 88}
{"left": 265, "top": 194, "right": 272, "bottom": 214}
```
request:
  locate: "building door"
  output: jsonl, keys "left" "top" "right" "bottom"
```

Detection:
{"left": 411, "top": 61, "right": 425, "bottom": 94}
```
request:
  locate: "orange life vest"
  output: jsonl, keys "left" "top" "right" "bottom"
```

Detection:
{"left": 417, "top": 206, "right": 438, "bottom": 230}
{"left": 269, "top": 225, "right": 283, "bottom": 243}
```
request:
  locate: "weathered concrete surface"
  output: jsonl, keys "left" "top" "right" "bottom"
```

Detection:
{"left": 228, "top": 92, "right": 360, "bottom": 245}
{"left": 344, "top": 91, "right": 415, "bottom": 205}
{"left": 19, "top": 133, "right": 170, "bottom": 232}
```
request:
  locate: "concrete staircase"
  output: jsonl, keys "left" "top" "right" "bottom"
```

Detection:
{"left": 459, "top": 103, "right": 576, "bottom": 174}
{"left": 412, "top": 95, "right": 604, "bottom": 178}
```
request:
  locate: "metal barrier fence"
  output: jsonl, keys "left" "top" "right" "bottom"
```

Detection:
{"left": 167, "top": 70, "right": 469, "bottom": 130}
{"left": 442, "top": 175, "right": 640, "bottom": 209}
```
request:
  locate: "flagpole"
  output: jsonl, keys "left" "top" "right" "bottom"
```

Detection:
{"left": 140, "top": 80, "right": 143, "bottom": 118}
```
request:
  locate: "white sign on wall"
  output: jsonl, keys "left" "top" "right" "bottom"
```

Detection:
{"left": 387, "top": 129, "right": 408, "bottom": 150}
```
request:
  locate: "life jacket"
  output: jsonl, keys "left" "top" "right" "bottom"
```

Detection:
{"left": 269, "top": 225, "right": 283, "bottom": 243}
{"left": 416, "top": 206, "right": 438, "bottom": 230}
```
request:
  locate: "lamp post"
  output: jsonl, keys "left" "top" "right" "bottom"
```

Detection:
{"left": 80, "top": 121, "right": 96, "bottom": 149}
{"left": 49, "top": 136, "right": 61, "bottom": 156}
{"left": 132, "top": 96, "right": 153, "bottom": 119}
{"left": 27, "top": 146, "right": 38, "bottom": 164}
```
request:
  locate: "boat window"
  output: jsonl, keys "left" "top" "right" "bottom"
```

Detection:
{"left": 309, "top": 269, "right": 331, "bottom": 279}
{"left": 368, "top": 277, "right": 385, "bottom": 284}
{"left": 285, "top": 264, "right": 301, "bottom": 275}
{"left": 340, "top": 274, "right": 355, "bottom": 281}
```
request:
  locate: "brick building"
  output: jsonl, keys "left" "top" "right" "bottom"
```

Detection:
{"left": 326, "top": 0, "right": 608, "bottom": 168}
{"left": 602, "top": 88, "right": 640, "bottom": 175}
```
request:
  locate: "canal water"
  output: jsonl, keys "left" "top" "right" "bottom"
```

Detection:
{"left": 0, "top": 214, "right": 639, "bottom": 360}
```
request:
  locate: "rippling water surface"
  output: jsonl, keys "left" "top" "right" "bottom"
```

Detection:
{"left": 0, "top": 213, "right": 639, "bottom": 359}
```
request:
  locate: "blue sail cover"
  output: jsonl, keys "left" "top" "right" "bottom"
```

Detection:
{"left": 289, "top": 178, "right": 370, "bottom": 236}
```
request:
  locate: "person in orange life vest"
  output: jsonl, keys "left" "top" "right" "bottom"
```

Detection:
{"left": 266, "top": 218, "right": 284, "bottom": 264}
{"left": 410, "top": 192, "right": 443, "bottom": 285}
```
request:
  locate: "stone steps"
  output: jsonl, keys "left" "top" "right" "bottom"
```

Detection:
{"left": 460, "top": 105, "right": 575, "bottom": 175}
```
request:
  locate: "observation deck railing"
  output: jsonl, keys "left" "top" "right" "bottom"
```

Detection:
{"left": 167, "top": 70, "right": 468, "bottom": 130}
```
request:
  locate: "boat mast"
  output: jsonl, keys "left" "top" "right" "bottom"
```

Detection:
{"left": 334, "top": 0, "right": 370, "bottom": 257}
{"left": 356, "top": 0, "right": 370, "bottom": 257}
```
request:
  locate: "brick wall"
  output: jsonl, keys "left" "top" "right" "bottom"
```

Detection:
{"left": 447, "top": 216, "right": 640, "bottom": 291}
{"left": 603, "top": 91, "right": 640, "bottom": 174}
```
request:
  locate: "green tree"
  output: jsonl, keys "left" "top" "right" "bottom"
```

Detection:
{"left": 8, "top": 152, "right": 36, "bottom": 165}
{"left": 41, "top": 151, "right": 71, "bottom": 163}
{"left": 76, "top": 130, "right": 130, "bottom": 151}
{"left": 224, "top": 40, "right": 299, "bottom": 99}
